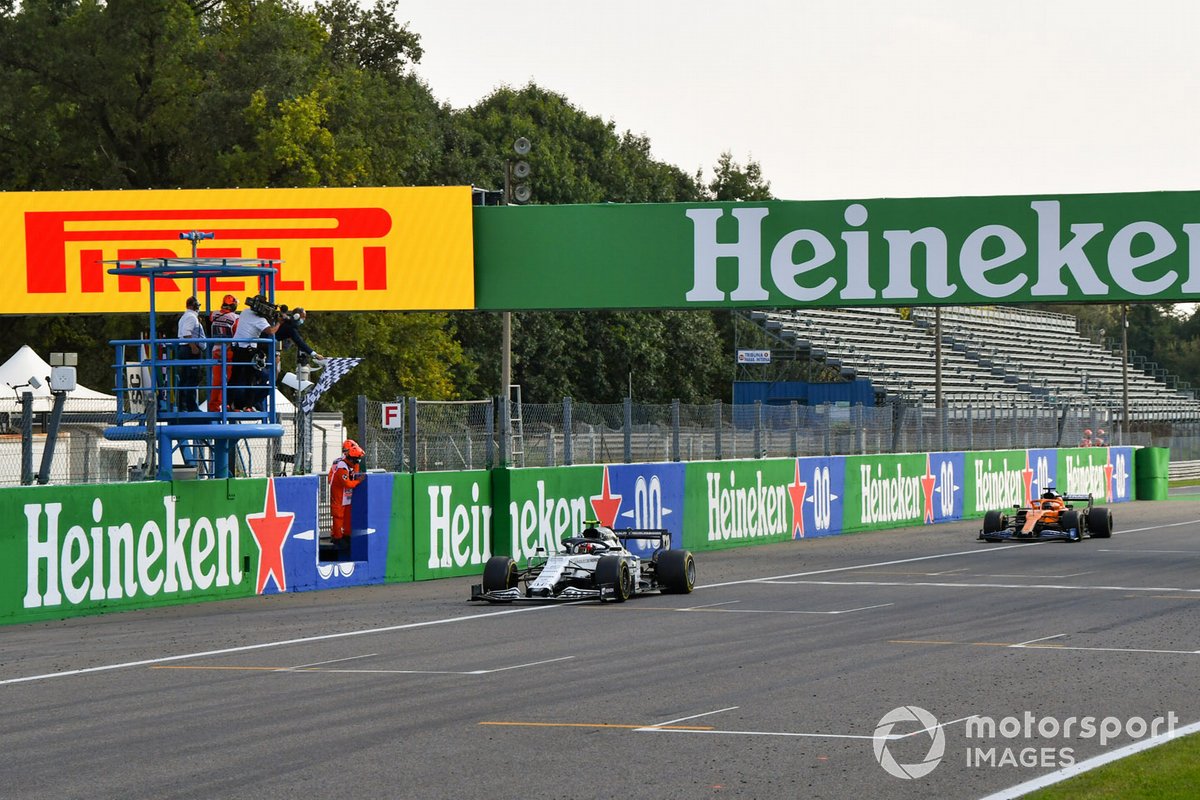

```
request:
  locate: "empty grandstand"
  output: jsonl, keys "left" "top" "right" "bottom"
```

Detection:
{"left": 743, "top": 305, "right": 1200, "bottom": 422}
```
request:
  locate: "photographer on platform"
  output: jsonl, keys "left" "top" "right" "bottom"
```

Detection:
{"left": 228, "top": 294, "right": 280, "bottom": 412}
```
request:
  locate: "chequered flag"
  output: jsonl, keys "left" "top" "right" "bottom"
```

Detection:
{"left": 301, "top": 357, "right": 362, "bottom": 414}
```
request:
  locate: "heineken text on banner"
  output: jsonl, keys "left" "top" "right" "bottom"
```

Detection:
{"left": 474, "top": 191, "right": 1200, "bottom": 310}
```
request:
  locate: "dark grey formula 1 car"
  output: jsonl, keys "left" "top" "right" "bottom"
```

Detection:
{"left": 470, "top": 523, "right": 696, "bottom": 603}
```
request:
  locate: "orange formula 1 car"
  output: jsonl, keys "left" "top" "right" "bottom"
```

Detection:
{"left": 979, "top": 486, "right": 1112, "bottom": 543}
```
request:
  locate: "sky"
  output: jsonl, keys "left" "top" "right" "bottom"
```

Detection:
{"left": 399, "top": 0, "right": 1200, "bottom": 202}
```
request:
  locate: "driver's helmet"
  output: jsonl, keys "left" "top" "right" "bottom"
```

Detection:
{"left": 1041, "top": 485, "right": 1060, "bottom": 500}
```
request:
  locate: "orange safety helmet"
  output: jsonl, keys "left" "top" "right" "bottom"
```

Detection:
{"left": 342, "top": 439, "right": 364, "bottom": 459}
{"left": 222, "top": 294, "right": 238, "bottom": 310}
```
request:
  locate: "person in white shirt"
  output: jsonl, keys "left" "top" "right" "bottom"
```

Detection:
{"left": 228, "top": 295, "right": 280, "bottom": 411}
{"left": 176, "top": 296, "right": 206, "bottom": 412}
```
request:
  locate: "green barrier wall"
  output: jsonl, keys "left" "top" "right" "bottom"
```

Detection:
{"left": 2, "top": 479, "right": 265, "bottom": 624}
{"left": 843, "top": 453, "right": 931, "bottom": 533}
{"left": 385, "top": 473, "right": 415, "bottom": 582}
{"left": 0, "top": 445, "right": 1141, "bottom": 624}
{"left": 682, "top": 460, "right": 797, "bottom": 550}
{"left": 412, "top": 470, "right": 494, "bottom": 580}
{"left": 1134, "top": 447, "right": 1170, "bottom": 501}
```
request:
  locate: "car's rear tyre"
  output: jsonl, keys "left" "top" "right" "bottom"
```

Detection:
{"left": 982, "top": 510, "right": 1006, "bottom": 534}
{"left": 657, "top": 549, "right": 696, "bottom": 594}
{"left": 482, "top": 556, "right": 518, "bottom": 592}
{"left": 1060, "top": 510, "right": 1081, "bottom": 541}
{"left": 1088, "top": 507, "right": 1113, "bottom": 538}
{"left": 595, "top": 555, "right": 631, "bottom": 602}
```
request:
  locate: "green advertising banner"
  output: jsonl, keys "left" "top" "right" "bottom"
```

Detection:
{"left": 1059, "top": 447, "right": 1116, "bottom": 500}
{"left": 963, "top": 449, "right": 1032, "bottom": 517}
{"left": 385, "top": 473, "right": 415, "bottom": 583}
{"left": 474, "top": 192, "right": 1200, "bottom": 310}
{"left": 502, "top": 465, "right": 605, "bottom": 564}
{"left": 412, "top": 470, "right": 494, "bottom": 581}
{"left": 682, "top": 459, "right": 799, "bottom": 551}
{"left": 2, "top": 480, "right": 265, "bottom": 624}
{"left": 843, "top": 453, "right": 933, "bottom": 533}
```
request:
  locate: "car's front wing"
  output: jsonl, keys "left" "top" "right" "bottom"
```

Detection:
{"left": 978, "top": 527, "right": 1081, "bottom": 543}
{"left": 469, "top": 584, "right": 619, "bottom": 603}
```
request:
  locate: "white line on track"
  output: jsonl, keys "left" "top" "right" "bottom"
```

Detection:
{"left": 978, "top": 719, "right": 1200, "bottom": 800}
{"left": 468, "top": 656, "right": 575, "bottom": 674}
{"left": 697, "top": 543, "right": 1043, "bottom": 590}
{"left": 1012, "top": 634, "right": 1067, "bottom": 647}
{"left": 283, "top": 653, "right": 378, "bottom": 671}
{"left": 637, "top": 706, "right": 740, "bottom": 730}
{"left": 1098, "top": 548, "right": 1200, "bottom": 555}
{"left": 676, "top": 602, "right": 893, "bottom": 616}
{"left": 0, "top": 603, "right": 574, "bottom": 687}
{"left": 287, "top": 655, "right": 576, "bottom": 676}
{"left": 637, "top": 714, "right": 979, "bottom": 741}
{"left": 6, "top": 516, "right": 1197, "bottom": 688}
{"left": 762, "top": 579, "right": 1200, "bottom": 594}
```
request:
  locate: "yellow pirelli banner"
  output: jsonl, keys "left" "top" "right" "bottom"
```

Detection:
{"left": 0, "top": 186, "right": 474, "bottom": 314}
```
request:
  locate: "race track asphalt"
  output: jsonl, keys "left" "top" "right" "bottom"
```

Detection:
{"left": 3, "top": 496, "right": 1199, "bottom": 800}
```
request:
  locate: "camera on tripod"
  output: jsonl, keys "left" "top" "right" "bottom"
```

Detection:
{"left": 245, "top": 294, "right": 280, "bottom": 323}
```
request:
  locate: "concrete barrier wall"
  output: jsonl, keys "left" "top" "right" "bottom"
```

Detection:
{"left": 0, "top": 446, "right": 1135, "bottom": 624}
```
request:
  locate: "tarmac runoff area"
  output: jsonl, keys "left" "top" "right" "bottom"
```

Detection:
{"left": 3, "top": 498, "right": 1200, "bottom": 799}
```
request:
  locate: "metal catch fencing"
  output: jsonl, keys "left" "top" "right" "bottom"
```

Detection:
{"left": 361, "top": 396, "right": 1170, "bottom": 473}
{"left": 4, "top": 394, "right": 1197, "bottom": 487}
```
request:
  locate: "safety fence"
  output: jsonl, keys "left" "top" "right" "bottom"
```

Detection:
{"left": 362, "top": 396, "right": 1158, "bottom": 473}
{"left": 4, "top": 393, "right": 1197, "bottom": 485}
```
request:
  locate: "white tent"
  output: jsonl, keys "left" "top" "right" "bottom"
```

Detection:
{"left": 0, "top": 345, "right": 116, "bottom": 413}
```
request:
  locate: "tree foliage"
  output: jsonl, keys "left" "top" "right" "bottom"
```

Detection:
{"left": 22, "top": 2, "right": 1200, "bottom": 415}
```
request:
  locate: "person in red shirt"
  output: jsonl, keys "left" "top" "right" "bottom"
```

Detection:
{"left": 328, "top": 439, "right": 365, "bottom": 546}
{"left": 207, "top": 295, "right": 240, "bottom": 411}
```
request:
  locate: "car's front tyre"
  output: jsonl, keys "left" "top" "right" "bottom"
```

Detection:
{"left": 482, "top": 556, "right": 518, "bottom": 592}
{"left": 596, "top": 555, "right": 631, "bottom": 602}
{"left": 657, "top": 549, "right": 696, "bottom": 594}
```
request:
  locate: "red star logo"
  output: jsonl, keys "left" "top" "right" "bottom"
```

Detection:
{"left": 1020, "top": 451, "right": 1035, "bottom": 505}
{"left": 589, "top": 466, "right": 622, "bottom": 527}
{"left": 1103, "top": 449, "right": 1114, "bottom": 501}
{"left": 787, "top": 460, "right": 807, "bottom": 538}
{"left": 247, "top": 478, "right": 294, "bottom": 594}
{"left": 921, "top": 454, "right": 938, "bottom": 524}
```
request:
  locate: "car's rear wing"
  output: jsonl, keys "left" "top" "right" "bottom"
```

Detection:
{"left": 1062, "top": 493, "right": 1094, "bottom": 504}
{"left": 613, "top": 528, "right": 673, "bottom": 548}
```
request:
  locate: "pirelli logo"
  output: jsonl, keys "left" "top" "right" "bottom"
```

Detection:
{"left": 2, "top": 187, "right": 474, "bottom": 313}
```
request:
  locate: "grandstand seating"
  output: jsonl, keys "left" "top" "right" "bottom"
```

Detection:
{"left": 746, "top": 306, "right": 1200, "bottom": 420}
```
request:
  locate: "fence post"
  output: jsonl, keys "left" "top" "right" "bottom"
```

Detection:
{"left": 20, "top": 391, "right": 33, "bottom": 485}
{"left": 823, "top": 403, "right": 832, "bottom": 457}
{"left": 563, "top": 397, "right": 573, "bottom": 466}
{"left": 855, "top": 402, "right": 866, "bottom": 454}
{"left": 407, "top": 396, "right": 418, "bottom": 473}
{"left": 966, "top": 404, "right": 974, "bottom": 451}
{"left": 713, "top": 400, "right": 723, "bottom": 460}
{"left": 791, "top": 401, "right": 799, "bottom": 457}
{"left": 500, "top": 394, "right": 510, "bottom": 467}
{"left": 935, "top": 404, "right": 944, "bottom": 453}
{"left": 671, "top": 399, "right": 681, "bottom": 462}
{"left": 916, "top": 400, "right": 925, "bottom": 451}
{"left": 623, "top": 397, "right": 632, "bottom": 463}
{"left": 485, "top": 401, "right": 495, "bottom": 468}
{"left": 753, "top": 400, "right": 763, "bottom": 458}
{"left": 357, "top": 394, "right": 368, "bottom": 458}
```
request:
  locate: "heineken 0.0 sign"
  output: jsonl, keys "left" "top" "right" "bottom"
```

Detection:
{"left": 473, "top": 191, "right": 1200, "bottom": 310}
